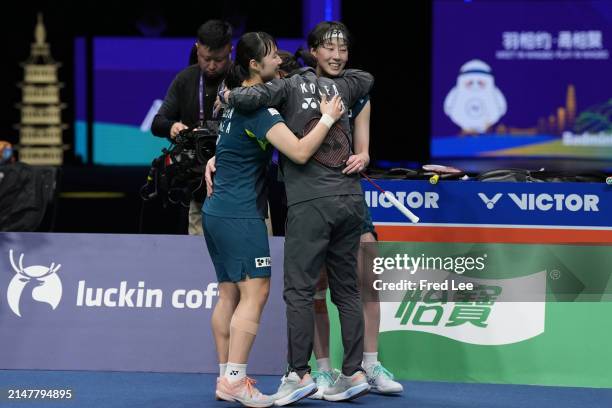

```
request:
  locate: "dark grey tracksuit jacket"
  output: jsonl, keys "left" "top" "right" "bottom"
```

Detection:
{"left": 229, "top": 67, "right": 374, "bottom": 377}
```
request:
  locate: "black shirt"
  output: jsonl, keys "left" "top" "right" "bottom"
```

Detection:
{"left": 151, "top": 64, "right": 224, "bottom": 139}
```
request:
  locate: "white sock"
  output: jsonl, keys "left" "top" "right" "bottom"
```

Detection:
{"left": 316, "top": 357, "right": 331, "bottom": 372}
{"left": 363, "top": 352, "right": 378, "bottom": 370}
{"left": 219, "top": 363, "right": 227, "bottom": 377}
{"left": 225, "top": 362, "right": 247, "bottom": 383}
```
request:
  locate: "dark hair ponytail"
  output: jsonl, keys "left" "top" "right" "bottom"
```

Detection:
{"left": 225, "top": 31, "right": 277, "bottom": 89}
{"left": 277, "top": 50, "right": 301, "bottom": 74}
{"left": 225, "top": 63, "right": 250, "bottom": 89}
{"left": 294, "top": 47, "right": 316, "bottom": 68}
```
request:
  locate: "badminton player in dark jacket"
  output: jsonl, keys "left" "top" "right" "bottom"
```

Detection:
{"left": 224, "top": 30, "right": 374, "bottom": 404}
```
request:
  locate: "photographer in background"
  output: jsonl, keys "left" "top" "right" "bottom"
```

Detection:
{"left": 151, "top": 19, "right": 232, "bottom": 235}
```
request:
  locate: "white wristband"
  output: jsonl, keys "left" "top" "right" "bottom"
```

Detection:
{"left": 320, "top": 114, "right": 335, "bottom": 129}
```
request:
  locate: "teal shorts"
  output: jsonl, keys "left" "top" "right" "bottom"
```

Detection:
{"left": 203, "top": 214, "right": 271, "bottom": 283}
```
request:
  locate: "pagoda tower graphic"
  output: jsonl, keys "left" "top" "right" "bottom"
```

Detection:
{"left": 16, "top": 13, "right": 67, "bottom": 165}
{"left": 565, "top": 84, "right": 576, "bottom": 128}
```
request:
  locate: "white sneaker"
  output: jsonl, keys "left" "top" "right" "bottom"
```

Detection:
{"left": 272, "top": 372, "right": 317, "bottom": 406}
{"left": 308, "top": 369, "right": 339, "bottom": 399}
{"left": 365, "top": 363, "right": 403, "bottom": 394}
{"left": 216, "top": 377, "right": 235, "bottom": 401}
{"left": 323, "top": 371, "right": 370, "bottom": 402}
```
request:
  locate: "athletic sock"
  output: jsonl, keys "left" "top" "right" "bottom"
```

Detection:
{"left": 316, "top": 357, "right": 331, "bottom": 372}
{"left": 363, "top": 352, "right": 378, "bottom": 370}
{"left": 225, "top": 362, "right": 247, "bottom": 383}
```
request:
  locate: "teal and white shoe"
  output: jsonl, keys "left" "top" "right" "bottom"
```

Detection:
{"left": 309, "top": 369, "right": 339, "bottom": 399}
{"left": 323, "top": 371, "right": 369, "bottom": 402}
{"left": 365, "top": 363, "right": 403, "bottom": 394}
{"left": 272, "top": 372, "right": 317, "bottom": 406}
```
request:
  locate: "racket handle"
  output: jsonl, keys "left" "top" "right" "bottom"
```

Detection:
{"left": 384, "top": 191, "right": 420, "bottom": 223}
{"left": 429, "top": 174, "right": 440, "bottom": 185}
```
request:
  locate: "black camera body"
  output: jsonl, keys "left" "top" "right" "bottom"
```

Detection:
{"left": 174, "top": 123, "right": 219, "bottom": 164}
{"left": 140, "top": 123, "right": 218, "bottom": 207}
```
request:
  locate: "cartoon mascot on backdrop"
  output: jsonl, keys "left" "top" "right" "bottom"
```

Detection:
{"left": 444, "top": 59, "right": 507, "bottom": 134}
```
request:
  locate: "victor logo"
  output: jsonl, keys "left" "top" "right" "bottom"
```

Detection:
{"left": 507, "top": 193, "right": 599, "bottom": 212}
{"left": 478, "top": 193, "right": 502, "bottom": 209}
{"left": 365, "top": 190, "right": 439, "bottom": 209}
{"left": 478, "top": 193, "right": 599, "bottom": 212}
{"left": 6, "top": 250, "right": 63, "bottom": 317}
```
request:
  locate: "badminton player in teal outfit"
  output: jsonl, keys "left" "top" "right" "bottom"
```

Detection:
{"left": 202, "top": 31, "right": 344, "bottom": 407}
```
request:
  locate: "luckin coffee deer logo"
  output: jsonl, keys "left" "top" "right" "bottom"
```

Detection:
{"left": 6, "top": 250, "right": 63, "bottom": 317}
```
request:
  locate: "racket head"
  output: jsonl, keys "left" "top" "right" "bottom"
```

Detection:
{"left": 303, "top": 116, "right": 351, "bottom": 168}
{"left": 422, "top": 164, "right": 463, "bottom": 174}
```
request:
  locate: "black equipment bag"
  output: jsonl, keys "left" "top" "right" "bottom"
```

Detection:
{"left": 140, "top": 126, "right": 218, "bottom": 207}
{"left": 0, "top": 162, "right": 58, "bottom": 231}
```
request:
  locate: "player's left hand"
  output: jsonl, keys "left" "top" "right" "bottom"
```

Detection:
{"left": 213, "top": 96, "right": 224, "bottom": 118}
{"left": 205, "top": 156, "right": 216, "bottom": 197}
{"left": 343, "top": 152, "right": 370, "bottom": 175}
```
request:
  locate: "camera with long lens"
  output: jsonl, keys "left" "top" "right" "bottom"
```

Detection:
{"left": 140, "top": 122, "right": 218, "bottom": 207}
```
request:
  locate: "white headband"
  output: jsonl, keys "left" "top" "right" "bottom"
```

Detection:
{"left": 323, "top": 29, "right": 346, "bottom": 43}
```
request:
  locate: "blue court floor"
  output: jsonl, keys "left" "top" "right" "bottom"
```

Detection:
{"left": 1, "top": 370, "right": 612, "bottom": 408}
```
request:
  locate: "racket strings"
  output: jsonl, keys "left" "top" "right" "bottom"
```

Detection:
{"left": 303, "top": 117, "right": 351, "bottom": 168}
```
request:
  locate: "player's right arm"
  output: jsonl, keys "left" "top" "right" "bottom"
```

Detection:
{"left": 266, "top": 95, "right": 343, "bottom": 164}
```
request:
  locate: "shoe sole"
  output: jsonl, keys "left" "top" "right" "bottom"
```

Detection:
{"left": 307, "top": 389, "right": 324, "bottom": 400}
{"left": 234, "top": 397, "right": 275, "bottom": 408}
{"left": 274, "top": 383, "right": 317, "bottom": 406}
{"left": 370, "top": 385, "right": 403, "bottom": 394}
{"left": 217, "top": 390, "right": 274, "bottom": 408}
{"left": 323, "top": 383, "right": 370, "bottom": 402}
{"left": 216, "top": 391, "right": 235, "bottom": 402}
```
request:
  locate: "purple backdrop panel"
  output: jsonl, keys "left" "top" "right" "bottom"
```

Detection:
{"left": 432, "top": 0, "right": 612, "bottom": 158}
{"left": 0, "top": 233, "right": 287, "bottom": 374}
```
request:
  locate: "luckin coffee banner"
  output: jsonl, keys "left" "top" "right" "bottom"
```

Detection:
{"left": 0, "top": 233, "right": 286, "bottom": 374}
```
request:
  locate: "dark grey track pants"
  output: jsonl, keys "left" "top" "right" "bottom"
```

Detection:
{"left": 283, "top": 194, "right": 365, "bottom": 377}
